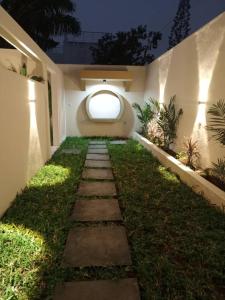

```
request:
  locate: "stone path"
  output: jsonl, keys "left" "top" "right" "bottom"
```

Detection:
{"left": 54, "top": 140, "right": 140, "bottom": 300}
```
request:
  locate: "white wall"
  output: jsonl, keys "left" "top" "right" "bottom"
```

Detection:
{"left": 144, "top": 12, "right": 225, "bottom": 169}
{"left": 0, "top": 66, "right": 49, "bottom": 215}
{"left": 60, "top": 64, "right": 146, "bottom": 137}
{"left": 0, "top": 7, "right": 65, "bottom": 216}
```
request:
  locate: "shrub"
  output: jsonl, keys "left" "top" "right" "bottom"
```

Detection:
{"left": 157, "top": 96, "right": 183, "bottom": 150}
{"left": 176, "top": 138, "right": 200, "bottom": 170}
{"left": 132, "top": 99, "right": 160, "bottom": 137}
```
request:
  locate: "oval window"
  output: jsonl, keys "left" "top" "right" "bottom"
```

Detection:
{"left": 86, "top": 91, "right": 124, "bottom": 122}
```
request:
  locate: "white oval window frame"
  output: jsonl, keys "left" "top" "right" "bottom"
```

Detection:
{"left": 86, "top": 90, "right": 124, "bottom": 122}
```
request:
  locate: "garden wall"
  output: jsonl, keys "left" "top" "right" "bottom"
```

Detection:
{"left": 0, "top": 7, "right": 65, "bottom": 217}
{"left": 60, "top": 64, "right": 146, "bottom": 137}
{"left": 144, "top": 12, "right": 225, "bottom": 169}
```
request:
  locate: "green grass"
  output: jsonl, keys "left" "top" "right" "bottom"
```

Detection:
{"left": 108, "top": 140, "right": 225, "bottom": 300}
{"left": 0, "top": 137, "right": 88, "bottom": 299}
{"left": 1, "top": 137, "right": 225, "bottom": 299}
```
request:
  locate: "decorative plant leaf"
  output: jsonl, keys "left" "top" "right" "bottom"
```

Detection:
{"left": 157, "top": 95, "right": 183, "bottom": 149}
{"left": 132, "top": 99, "right": 160, "bottom": 137}
{"left": 207, "top": 100, "right": 225, "bottom": 146}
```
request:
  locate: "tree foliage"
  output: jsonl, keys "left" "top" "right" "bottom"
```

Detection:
{"left": 91, "top": 25, "right": 162, "bottom": 65}
{"left": 168, "top": 0, "right": 191, "bottom": 49}
{"left": 0, "top": 0, "right": 80, "bottom": 50}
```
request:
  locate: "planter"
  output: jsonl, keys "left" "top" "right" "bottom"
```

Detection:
{"left": 133, "top": 132, "right": 225, "bottom": 210}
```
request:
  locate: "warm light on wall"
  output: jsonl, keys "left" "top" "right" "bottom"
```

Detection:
{"left": 159, "top": 52, "right": 172, "bottom": 104}
{"left": 196, "top": 26, "right": 224, "bottom": 104}
{"left": 27, "top": 79, "right": 43, "bottom": 179}
{"left": 28, "top": 80, "right": 36, "bottom": 102}
{"left": 192, "top": 26, "right": 225, "bottom": 166}
{"left": 86, "top": 90, "right": 124, "bottom": 122}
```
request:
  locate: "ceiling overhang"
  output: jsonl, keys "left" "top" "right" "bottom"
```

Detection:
{"left": 80, "top": 70, "right": 133, "bottom": 91}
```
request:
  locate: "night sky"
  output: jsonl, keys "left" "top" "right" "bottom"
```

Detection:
{"left": 74, "top": 0, "right": 225, "bottom": 56}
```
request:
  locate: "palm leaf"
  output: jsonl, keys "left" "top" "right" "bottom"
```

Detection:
{"left": 207, "top": 100, "right": 225, "bottom": 146}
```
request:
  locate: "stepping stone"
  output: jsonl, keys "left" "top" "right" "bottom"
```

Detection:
{"left": 82, "top": 168, "right": 114, "bottom": 180}
{"left": 77, "top": 181, "right": 116, "bottom": 196}
{"left": 53, "top": 278, "right": 140, "bottom": 300}
{"left": 110, "top": 140, "right": 127, "bottom": 145}
{"left": 89, "top": 145, "right": 107, "bottom": 149}
{"left": 85, "top": 160, "right": 111, "bottom": 168}
{"left": 61, "top": 149, "right": 81, "bottom": 154}
{"left": 89, "top": 141, "right": 106, "bottom": 145}
{"left": 62, "top": 226, "right": 132, "bottom": 267}
{"left": 71, "top": 199, "right": 122, "bottom": 221}
{"left": 88, "top": 148, "right": 108, "bottom": 154}
{"left": 86, "top": 154, "right": 110, "bottom": 161}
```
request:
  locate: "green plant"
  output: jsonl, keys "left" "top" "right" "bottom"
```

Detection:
{"left": 184, "top": 138, "right": 200, "bottom": 169}
{"left": 177, "top": 138, "right": 200, "bottom": 169}
{"left": 207, "top": 100, "right": 225, "bottom": 184}
{"left": 133, "top": 99, "right": 160, "bottom": 138}
{"left": 148, "top": 118, "right": 164, "bottom": 146}
{"left": 157, "top": 95, "right": 183, "bottom": 149}
{"left": 20, "top": 63, "right": 27, "bottom": 77}
{"left": 211, "top": 159, "right": 225, "bottom": 184}
{"left": 207, "top": 99, "right": 225, "bottom": 146}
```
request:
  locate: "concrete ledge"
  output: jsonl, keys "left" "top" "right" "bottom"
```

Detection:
{"left": 133, "top": 132, "right": 225, "bottom": 210}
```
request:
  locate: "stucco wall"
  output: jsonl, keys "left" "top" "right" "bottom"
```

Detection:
{"left": 0, "top": 7, "right": 65, "bottom": 217}
{"left": 60, "top": 64, "right": 146, "bottom": 137}
{"left": 0, "top": 65, "right": 49, "bottom": 215}
{"left": 144, "top": 12, "right": 225, "bottom": 169}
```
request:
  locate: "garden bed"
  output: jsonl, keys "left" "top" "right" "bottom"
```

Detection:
{"left": 133, "top": 132, "right": 225, "bottom": 210}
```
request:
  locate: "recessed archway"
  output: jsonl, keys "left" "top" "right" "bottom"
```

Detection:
{"left": 86, "top": 90, "right": 124, "bottom": 122}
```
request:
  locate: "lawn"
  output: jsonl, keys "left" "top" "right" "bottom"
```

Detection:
{"left": 1, "top": 138, "right": 225, "bottom": 300}
{"left": 0, "top": 138, "right": 88, "bottom": 299}
{"left": 108, "top": 140, "right": 225, "bottom": 300}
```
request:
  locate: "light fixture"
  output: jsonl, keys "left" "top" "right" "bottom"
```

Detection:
{"left": 86, "top": 90, "right": 124, "bottom": 122}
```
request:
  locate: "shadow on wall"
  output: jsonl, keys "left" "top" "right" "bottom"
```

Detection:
{"left": 76, "top": 97, "right": 135, "bottom": 137}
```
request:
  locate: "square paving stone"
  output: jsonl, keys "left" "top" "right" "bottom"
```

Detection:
{"left": 77, "top": 181, "right": 116, "bottom": 196}
{"left": 86, "top": 154, "right": 110, "bottom": 161}
{"left": 88, "top": 148, "right": 108, "bottom": 154}
{"left": 53, "top": 278, "right": 140, "bottom": 300}
{"left": 71, "top": 199, "right": 122, "bottom": 221}
{"left": 82, "top": 168, "right": 114, "bottom": 180}
{"left": 62, "top": 226, "right": 132, "bottom": 267}
{"left": 85, "top": 160, "right": 111, "bottom": 168}
{"left": 61, "top": 149, "right": 81, "bottom": 154}
{"left": 89, "top": 145, "right": 107, "bottom": 149}
{"left": 89, "top": 141, "right": 106, "bottom": 145}
{"left": 110, "top": 140, "right": 127, "bottom": 145}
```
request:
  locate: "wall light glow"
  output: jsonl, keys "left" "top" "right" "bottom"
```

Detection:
{"left": 192, "top": 24, "right": 225, "bottom": 166}
{"left": 196, "top": 26, "right": 224, "bottom": 104}
{"left": 159, "top": 51, "right": 172, "bottom": 104}
{"left": 27, "top": 80, "right": 43, "bottom": 180}
{"left": 28, "top": 80, "right": 36, "bottom": 102}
